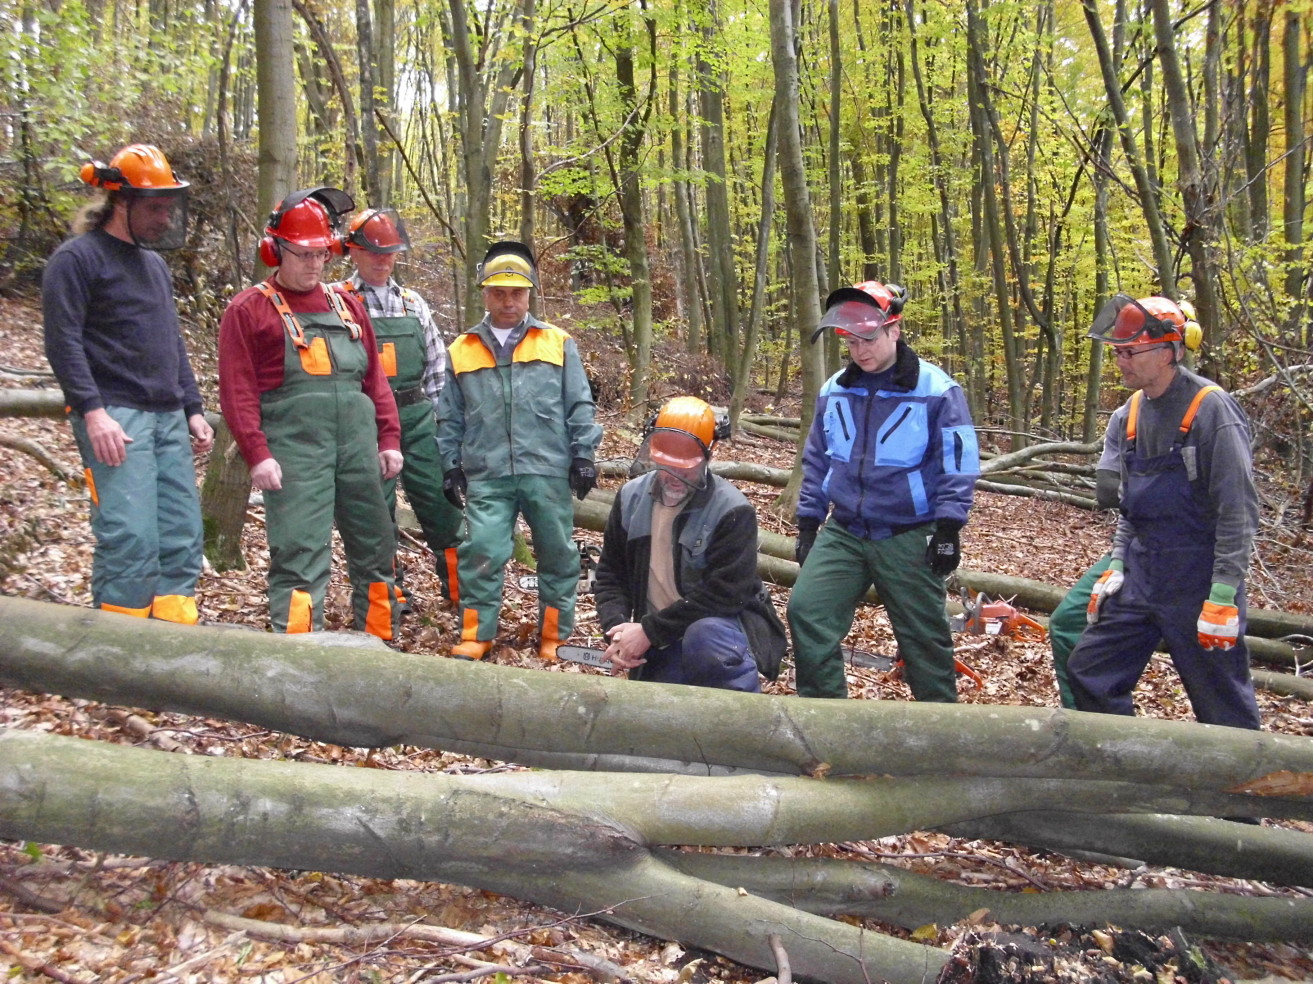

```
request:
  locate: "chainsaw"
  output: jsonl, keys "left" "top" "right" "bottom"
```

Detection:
{"left": 949, "top": 586, "right": 1047, "bottom": 642}
{"left": 517, "top": 541, "right": 602, "bottom": 594}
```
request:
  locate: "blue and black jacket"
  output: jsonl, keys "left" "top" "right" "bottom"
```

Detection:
{"left": 798, "top": 339, "right": 979, "bottom": 539}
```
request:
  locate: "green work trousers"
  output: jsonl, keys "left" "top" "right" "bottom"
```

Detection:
{"left": 788, "top": 522, "right": 958, "bottom": 702}
{"left": 1049, "top": 554, "right": 1111, "bottom": 709}
{"left": 457, "top": 473, "right": 578, "bottom": 641}
{"left": 70, "top": 405, "right": 203, "bottom": 621}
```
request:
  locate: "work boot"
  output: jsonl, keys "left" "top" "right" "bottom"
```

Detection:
{"left": 451, "top": 639, "right": 492, "bottom": 660}
{"left": 452, "top": 608, "right": 491, "bottom": 660}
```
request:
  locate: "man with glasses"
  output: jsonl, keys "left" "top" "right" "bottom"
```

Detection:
{"left": 334, "top": 209, "right": 463, "bottom": 609}
{"left": 1068, "top": 295, "right": 1261, "bottom": 730}
{"left": 594, "top": 397, "right": 787, "bottom": 691}
{"left": 788, "top": 281, "right": 979, "bottom": 701}
{"left": 218, "top": 187, "right": 404, "bottom": 641}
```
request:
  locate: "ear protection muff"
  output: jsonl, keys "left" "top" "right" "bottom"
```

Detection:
{"left": 80, "top": 161, "right": 125, "bottom": 190}
{"left": 258, "top": 236, "right": 282, "bottom": 267}
{"left": 1182, "top": 319, "right": 1203, "bottom": 352}
{"left": 885, "top": 283, "right": 907, "bottom": 316}
{"left": 713, "top": 411, "right": 732, "bottom": 444}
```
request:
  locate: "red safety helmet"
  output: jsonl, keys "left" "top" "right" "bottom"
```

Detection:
{"left": 346, "top": 208, "right": 410, "bottom": 253}
{"left": 259, "top": 187, "right": 355, "bottom": 267}
{"left": 1088, "top": 294, "right": 1202, "bottom": 352}
{"left": 812, "top": 281, "right": 907, "bottom": 343}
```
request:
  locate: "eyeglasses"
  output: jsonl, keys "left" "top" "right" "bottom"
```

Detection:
{"left": 281, "top": 245, "right": 332, "bottom": 263}
{"left": 1111, "top": 343, "right": 1171, "bottom": 360}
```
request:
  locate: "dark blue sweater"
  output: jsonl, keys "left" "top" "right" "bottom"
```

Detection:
{"left": 42, "top": 227, "right": 203, "bottom": 417}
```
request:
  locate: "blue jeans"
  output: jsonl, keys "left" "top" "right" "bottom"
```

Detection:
{"left": 639, "top": 616, "right": 761, "bottom": 692}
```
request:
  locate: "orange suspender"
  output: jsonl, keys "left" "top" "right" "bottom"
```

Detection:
{"left": 1125, "top": 384, "right": 1222, "bottom": 442}
{"left": 256, "top": 283, "right": 363, "bottom": 349}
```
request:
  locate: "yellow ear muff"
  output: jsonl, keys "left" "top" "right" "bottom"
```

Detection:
{"left": 1183, "top": 320, "right": 1203, "bottom": 352}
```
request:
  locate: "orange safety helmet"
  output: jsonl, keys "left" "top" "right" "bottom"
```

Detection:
{"left": 812, "top": 280, "right": 907, "bottom": 343}
{"left": 640, "top": 396, "right": 730, "bottom": 470}
{"left": 1088, "top": 294, "right": 1203, "bottom": 352}
{"left": 259, "top": 186, "right": 355, "bottom": 267}
{"left": 346, "top": 208, "right": 410, "bottom": 253}
{"left": 80, "top": 144, "right": 189, "bottom": 195}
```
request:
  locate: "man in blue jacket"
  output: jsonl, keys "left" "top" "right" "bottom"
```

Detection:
{"left": 788, "top": 281, "right": 979, "bottom": 701}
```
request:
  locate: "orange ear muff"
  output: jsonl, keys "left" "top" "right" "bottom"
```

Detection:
{"left": 329, "top": 235, "right": 345, "bottom": 257}
{"left": 80, "top": 161, "right": 123, "bottom": 189}
{"left": 259, "top": 237, "right": 282, "bottom": 267}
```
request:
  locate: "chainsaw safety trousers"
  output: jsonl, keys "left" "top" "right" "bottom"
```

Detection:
{"left": 71, "top": 405, "right": 203, "bottom": 622}
{"left": 1067, "top": 393, "right": 1259, "bottom": 729}
{"left": 455, "top": 473, "right": 578, "bottom": 643}
{"left": 635, "top": 616, "right": 761, "bottom": 692}
{"left": 260, "top": 308, "right": 399, "bottom": 640}
{"left": 788, "top": 522, "right": 957, "bottom": 702}
{"left": 370, "top": 310, "right": 463, "bottom": 603}
{"left": 1048, "top": 555, "right": 1112, "bottom": 709}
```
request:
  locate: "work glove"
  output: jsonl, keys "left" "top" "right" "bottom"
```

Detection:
{"left": 925, "top": 520, "right": 963, "bottom": 576}
{"left": 569, "top": 457, "right": 597, "bottom": 501}
{"left": 795, "top": 517, "right": 820, "bottom": 566}
{"left": 1085, "top": 560, "right": 1125, "bottom": 625}
{"left": 1198, "top": 583, "right": 1241, "bottom": 650}
{"left": 442, "top": 467, "right": 467, "bottom": 509}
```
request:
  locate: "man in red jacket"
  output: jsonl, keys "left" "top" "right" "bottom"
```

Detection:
{"left": 218, "top": 187, "right": 403, "bottom": 640}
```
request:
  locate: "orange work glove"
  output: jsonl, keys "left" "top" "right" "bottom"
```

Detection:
{"left": 1198, "top": 583, "right": 1240, "bottom": 650}
{"left": 1085, "top": 561, "right": 1124, "bottom": 625}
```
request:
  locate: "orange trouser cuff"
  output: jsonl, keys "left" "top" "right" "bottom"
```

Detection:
{"left": 100, "top": 602, "right": 150, "bottom": 618}
{"left": 284, "top": 589, "right": 314, "bottom": 634}
{"left": 365, "top": 582, "right": 394, "bottom": 640}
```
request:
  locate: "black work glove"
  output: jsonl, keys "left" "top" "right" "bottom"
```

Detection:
{"left": 442, "top": 467, "right": 467, "bottom": 509}
{"left": 925, "top": 519, "right": 963, "bottom": 576}
{"left": 795, "top": 517, "right": 820, "bottom": 567}
{"left": 569, "top": 457, "right": 597, "bottom": 501}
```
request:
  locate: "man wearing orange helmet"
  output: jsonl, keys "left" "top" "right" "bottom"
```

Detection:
{"left": 218, "top": 187, "right": 404, "bottom": 641}
{"left": 42, "top": 144, "right": 214, "bottom": 623}
{"left": 437, "top": 241, "right": 602, "bottom": 661}
{"left": 789, "top": 281, "right": 979, "bottom": 702}
{"left": 1068, "top": 295, "right": 1261, "bottom": 730}
{"left": 334, "top": 209, "right": 463, "bottom": 607}
{"left": 593, "top": 397, "right": 787, "bottom": 691}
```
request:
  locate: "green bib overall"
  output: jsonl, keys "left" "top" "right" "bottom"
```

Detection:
{"left": 259, "top": 295, "right": 399, "bottom": 639}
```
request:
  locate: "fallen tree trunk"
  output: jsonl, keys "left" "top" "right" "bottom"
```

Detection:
{"left": 0, "top": 388, "right": 65, "bottom": 419}
{"left": 3, "top": 599, "right": 1313, "bottom": 979}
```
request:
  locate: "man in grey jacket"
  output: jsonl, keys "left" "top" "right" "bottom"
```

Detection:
{"left": 1069, "top": 295, "right": 1261, "bottom": 729}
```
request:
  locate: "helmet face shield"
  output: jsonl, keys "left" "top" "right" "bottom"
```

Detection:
{"left": 633, "top": 428, "right": 711, "bottom": 501}
{"left": 1089, "top": 294, "right": 1184, "bottom": 346}
{"left": 124, "top": 188, "right": 189, "bottom": 251}
{"left": 347, "top": 208, "right": 410, "bottom": 253}
{"left": 818, "top": 299, "right": 892, "bottom": 341}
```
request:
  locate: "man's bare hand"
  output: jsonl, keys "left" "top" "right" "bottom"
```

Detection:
{"left": 250, "top": 457, "right": 283, "bottom": 491}
{"left": 188, "top": 414, "right": 215, "bottom": 454}
{"left": 84, "top": 408, "right": 131, "bottom": 467}
{"left": 604, "top": 621, "right": 650, "bottom": 675}
{"left": 379, "top": 449, "right": 404, "bottom": 480}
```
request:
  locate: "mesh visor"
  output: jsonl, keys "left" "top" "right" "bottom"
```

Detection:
{"left": 1088, "top": 294, "right": 1178, "bottom": 345}
{"left": 350, "top": 209, "right": 410, "bottom": 253}
{"left": 633, "top": 429, "right": 710, "bottom": 492}
{"left": 815, "top": 299, "right": 891, "bottom": 341}
{"left": 125, "top": 188, "right": 189, "bottom": 251}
